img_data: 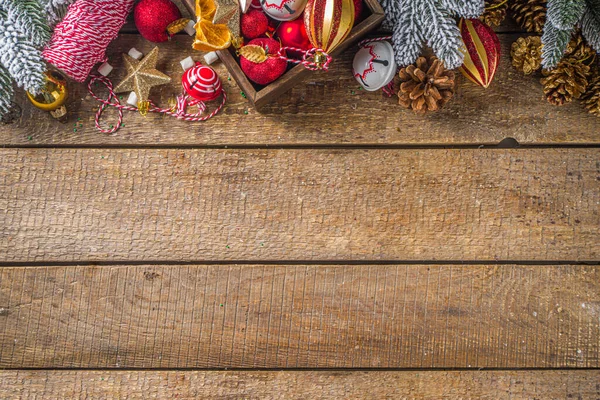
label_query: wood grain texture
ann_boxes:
[1,148,598,262]
[1,35,599,146]
[2,370,600,399]
[0,264,598,368]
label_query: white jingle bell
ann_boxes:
[261,0,307,21]
[352,41,397,92]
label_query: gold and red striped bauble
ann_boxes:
[304,0,354,53]
[458,18,501,88]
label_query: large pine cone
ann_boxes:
[565,33,596,63]
[397,56,455,114]
[511,0,546,33]
[511,36,542,75]
[581,73,600,116]
[480,0,508,27]
[540,60,589,106]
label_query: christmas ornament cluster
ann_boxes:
[368,0,600,115]
[202,0,364,86]
[1,0,600,123]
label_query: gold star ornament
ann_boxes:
[114,47,171,114]
[213,0,240,37]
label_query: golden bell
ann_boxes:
[27,71,68,121]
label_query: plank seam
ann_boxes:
[1,260,599,267]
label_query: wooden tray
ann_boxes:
[183,0,385,110]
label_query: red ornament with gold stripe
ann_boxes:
[458,18,501,88]
[304,0,355,53]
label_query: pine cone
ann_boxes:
[511,0,546,34]
[581,73,600,116]
[540,60,589,106]
[480,0,508,27]
[565,33,596,63]
[398,56,455,114]
[511,36,542,75]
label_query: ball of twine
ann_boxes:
[43,0,135,82]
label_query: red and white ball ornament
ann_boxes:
[352,40,396,91]
[182,62,223,102]
[261,0,307,21]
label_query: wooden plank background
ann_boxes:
[1,148,598,263]
[2,35,600,146]
[1,264,598,368]
[2,370,599,399]
[1,14,599,398]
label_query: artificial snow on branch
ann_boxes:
[0,65,13,117]
[0,1,49,117]
[542,0,600,68]
[383,0,484,69]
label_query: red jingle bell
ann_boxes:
[182,63,223,102]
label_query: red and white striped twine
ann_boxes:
[87,75,226,135]
[43,0,135,82]
[358,36,392,48]
[277,47,333,71]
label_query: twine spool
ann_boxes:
[43,0,135,82]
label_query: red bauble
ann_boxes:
[134,0,182,43]
[241,9,269,39]
[182,63,223,101]
[276,17,312,56]
[240,38,287,85]
[353,0,364,23]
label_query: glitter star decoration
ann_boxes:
[213,0,240,37]
[114,47,171,107]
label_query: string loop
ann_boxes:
[277,47,333,71]
[87,75,226,135]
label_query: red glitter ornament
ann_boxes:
[353,0,363,23]
[458,18,501,88]
[240,38,287,85]
[182,63,223,101]
[134,0,182,43]
[276,17,311,56]
[241,9,269,39]
[304,0,354,53]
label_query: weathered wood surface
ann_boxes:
[2,370,599,399]
[0,264,598,368]
[1,148,598,263]
[2,35,599,146]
